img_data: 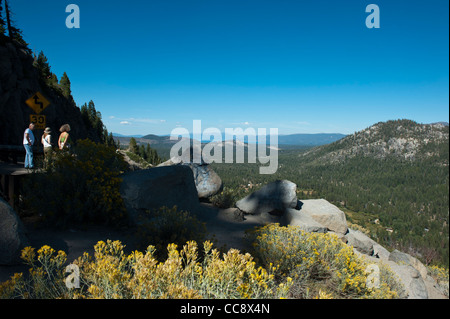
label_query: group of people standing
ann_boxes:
[23,123,71,169]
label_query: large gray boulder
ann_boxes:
[345,228,391,260]
[119,166,200,225]
[345,228,375,256]
[298,199,348,235]
[389,249,428,280]
[236,180,298,215]
[182,163,223,198]
[158,152,223,198]
[0,197,29,265]
[387,262,428,299]
[373,243,391,261]
[285,208,328,233]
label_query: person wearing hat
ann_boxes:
[41,127,53,164]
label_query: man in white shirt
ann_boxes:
[23,122,35,169]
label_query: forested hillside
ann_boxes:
[211,120,449,266]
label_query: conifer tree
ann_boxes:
[3,0,28,47]
[35,51,52,79]
[0,1,6,37]
[60,72,72,97]
[87,100,104,140]
[129,137,138,154]
[4,0,11,38]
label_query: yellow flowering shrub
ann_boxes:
[0,245,69,299]
[22,139,128,227]
[249,224,402,299]
[0,240,292,299]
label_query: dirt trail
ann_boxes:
[0,203,269,283]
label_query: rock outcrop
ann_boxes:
[182,163,223,198]
[285,208,328,233]
[158,153,223,199]
[119,166,200,225]
[0,197,28,265]
[389,249,428,279]
[236,180,297,215]
[297,199,348,235]
[345,228,377,256]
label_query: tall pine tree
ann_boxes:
[4,0,12,38]
[34,51,51,79]
[3,0,28,47]
[0,1,6,37]
[129,137,138,154]
[60,72,72,97]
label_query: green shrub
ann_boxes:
[210,187,236,208]
[22,139,128,228]
[210,187,249,208]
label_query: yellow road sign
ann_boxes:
[30,114,46,130]
[26,92,50,114]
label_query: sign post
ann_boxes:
[30,114,46,129]
[25,92,50,114]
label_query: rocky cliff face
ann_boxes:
[0,39,93,146]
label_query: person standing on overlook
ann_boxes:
[41,127,53,167]
[58,124,71,150]
[23,122,35,169]
[41,127,53,154]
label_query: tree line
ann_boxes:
[127,137,163,166]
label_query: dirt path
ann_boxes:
[0,203,269,283]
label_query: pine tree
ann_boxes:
[139,144,146,159]
[0,1,6,37]
[35,51,52,79]
[3,0,28,47]
[87,100,104,141]
[107,132,116,148]
[4,0,11,38]
[129,137,138,154]
[80,102,90,127]
[80,101,110,144]
[146,144,151,161]
[60,72,72,97]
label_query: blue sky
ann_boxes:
[10,0,449,136]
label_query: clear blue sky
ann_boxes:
[10,0,449,136]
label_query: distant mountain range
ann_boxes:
[277,133,347,145]
[113,132,347,147]
[113,122,448,148]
